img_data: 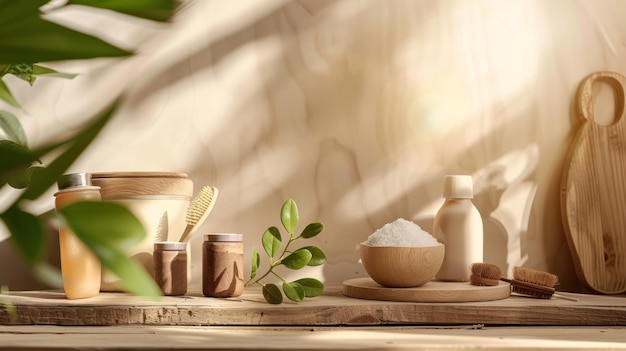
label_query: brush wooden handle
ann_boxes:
[178,224,194,243]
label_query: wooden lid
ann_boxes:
[92,172,193,198]
[92,172,188,179]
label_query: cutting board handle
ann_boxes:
[577,71,626,125]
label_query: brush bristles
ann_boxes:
[186,186,216,225]
[511,267,558,299]
[513,267,558,288]
[470,262,502,286]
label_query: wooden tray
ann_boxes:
[561,71,626,294]
[342,278,511,302]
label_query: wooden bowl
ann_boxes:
[360,243,445,288]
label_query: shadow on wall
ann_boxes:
[119,0,578,288]
[4,0,584,291]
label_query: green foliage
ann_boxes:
[262,284,282,305]
[0,110,27,145]
[59,202,161,299]
[246,199,326,304]
[0,207,45,265]
[0,286,17,324]
[0,0,179,298]
[261,227,281,258]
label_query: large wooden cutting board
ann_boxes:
[561,71,626,294]
[343,278,511,302]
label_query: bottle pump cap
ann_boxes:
[57,172,93,190]
[442,175,474,199]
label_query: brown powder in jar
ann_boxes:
[203,238,244,298]
[153,242,187,296]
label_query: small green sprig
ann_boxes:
[245,198,326,304]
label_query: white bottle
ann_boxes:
[433,175,483,282]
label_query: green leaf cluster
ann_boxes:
[246,199,326,304]
[0,0,179,299]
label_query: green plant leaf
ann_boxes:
[32,65,77,79]
[59,201,145,252]
[0,1,178,63]
[32,261,63,288]
[0,79,20,108]
[250,247,259,280]
[6,63,35,85]
[0,0,47,23]
[99,249,161,299]
[281,248,312,270]
[1,206,45,265]
[0,14,131,64]
[262,283,283,304]
[280,199,299,234]
[20,99,119,201]
[59,201,160,299]
[261,226,281,259]
[66,0,180,22]
[282,281,305,302]
[8,165,43,189]
[0,110,27,145]
[0,139,38,189]
[300,222,324,239]
[0,285,17,324]
[301,246,326,266]
[294,278,324,297]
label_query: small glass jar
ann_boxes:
[202,233,244,297]
[153,241,187,296]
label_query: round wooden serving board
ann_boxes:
[343,278,511,303]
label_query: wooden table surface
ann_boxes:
[1,285,626,350]
[1,325,626,350]
[1,285,625,326]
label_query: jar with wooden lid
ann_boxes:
[153,241,187,296]
[202,233,244,297]
[91,172,193,291]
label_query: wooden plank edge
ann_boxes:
[1,303,625,326]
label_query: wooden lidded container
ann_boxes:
[91,172,193,291]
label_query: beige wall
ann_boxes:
[2,0,624,291]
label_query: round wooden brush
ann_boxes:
[470,262,502,286]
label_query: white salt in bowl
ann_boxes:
[360,243,445,288]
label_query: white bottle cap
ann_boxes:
[442,175,474,199]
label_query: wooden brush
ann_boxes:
[178,186,219,243]
[505,266,558,299]
[470,263,576,301]
[470,262,502,286]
